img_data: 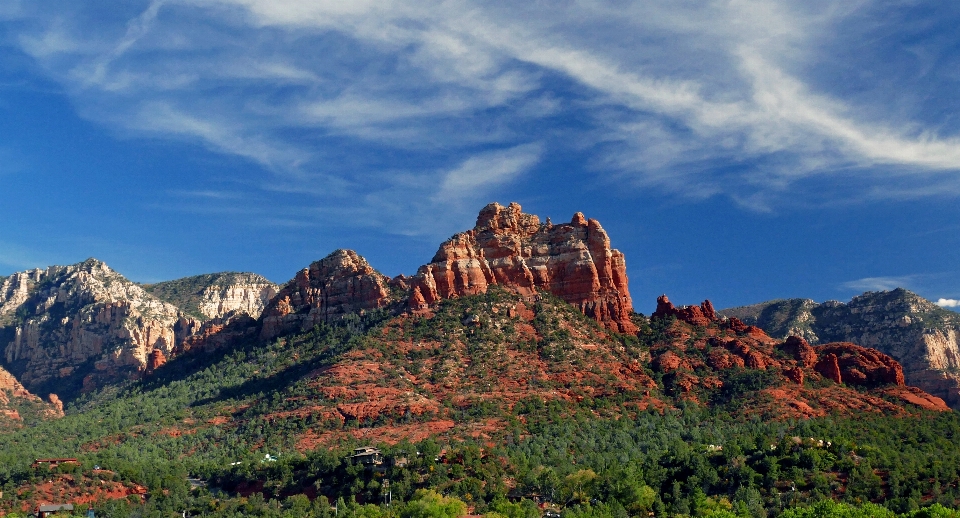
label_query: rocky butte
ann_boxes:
[260,202,638,339]
[260,250,394,339]
[410,202,637,334]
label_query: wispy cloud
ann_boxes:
[5,0,960,233]
[938,298,960,308]
[434,143,542,207]
[840,276,916,292]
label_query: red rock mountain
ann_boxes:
[261,203,638,338]
[260,250,394,339]
[409,202,636,333]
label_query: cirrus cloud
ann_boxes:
[3,0,960,233]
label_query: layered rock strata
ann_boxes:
[409,202,637,333]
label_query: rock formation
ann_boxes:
[653,295,719,327]
[144,272,278,320]
[0,259,199,395]
[0,365,61,422]
[409,202,637,333]
[720,289,960,408]
[651,294,945,414]
[260,250,394,339]
[813,342,906,387]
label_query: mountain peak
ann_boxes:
[413,202,637,333]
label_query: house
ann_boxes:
[36,503,74,517]
[31,459,79,469]
[351,447,384,467]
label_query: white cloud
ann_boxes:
[5,0,960,233]
[937,298,960,308]
[840,276,915,292]
[434,143,541,205]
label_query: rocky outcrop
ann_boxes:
[653,295,718,327]
[0,259,200,395]
[648,295,944,414]
[721,289,960,408]
[146,349,166,371]
[814,342,905,387]
[0,365,34,402]
[144,272,278,320]
[260,250,394,339]
[410,202,637,333]
[0,365,61,422]
[779,336,818,368]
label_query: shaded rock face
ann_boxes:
[0,259,199,395]
[410,202,637,333]
[814,342,905,387]
[260,250,393,339]
[146,349,166,372]
[144,272,278,320]
[721,289,960,408]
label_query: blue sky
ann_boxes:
[2,0,960,313]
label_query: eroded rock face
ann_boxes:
[779,336,818,368]
[144,272,278,320]
[260,250,394,339]
[646,295,943,414]
[814,342,905,387]
[0,259,198,394]
[653,295,718,327]
[721,289,960,408]
[0,365,33,401]
[410,202,637,333]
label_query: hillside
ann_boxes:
[721,289,960,407]
[0,203,957,517]
[143,272,278,320]
[0,286,954,516]
[0,259,197,398]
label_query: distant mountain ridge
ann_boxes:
[720,289,960,408]
[143,272,278,320]
[0,261,279,399]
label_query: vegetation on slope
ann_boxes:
[0,290,959,517]
[143,272,276,319]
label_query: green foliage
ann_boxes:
[2,291,960,517]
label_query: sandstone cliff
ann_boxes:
[261,203,638,339]
[410,202,637,333]
[144,272,278,320]
[721,289,960,408]
[0,259,198,396]
[260,250,396,339]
